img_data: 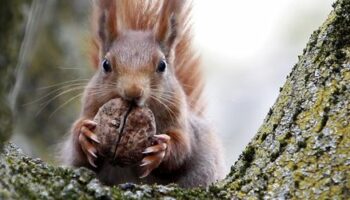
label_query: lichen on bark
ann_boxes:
[0,144,219,199]
[1,0,350,199]
[221,0,350,198]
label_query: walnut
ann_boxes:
[93,98,156,166]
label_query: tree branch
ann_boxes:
[1,0,350,199]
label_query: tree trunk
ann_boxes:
[0,0,32,149]
[1,0,349,199]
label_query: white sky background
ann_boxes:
[191,0,334,170]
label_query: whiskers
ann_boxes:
[26,78,184,121]
[23,79,88,117]
[149,87,181,123]
[24,79,118,118]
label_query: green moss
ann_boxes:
[1,0,350,199]
[222,0,350,198]
[0,144,228,199]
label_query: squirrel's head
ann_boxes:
[91,0,185,107]
[98,30,173,107]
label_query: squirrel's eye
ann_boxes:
[102,59,112,73]
[156,60,167,73]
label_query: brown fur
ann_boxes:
[90,0,203,114]
[61,0,225,188]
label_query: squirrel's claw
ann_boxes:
[79,119,99,168]
[142,143,167,154]
[87,155,98,168]
[140,150,166,178]
[139,134,170,178]
[82,119,97,129]
[153,134,171,143]
[81,126,100,144]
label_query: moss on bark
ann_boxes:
[223,0,350,198]
[0,144,221,199]
[1,0,350,199]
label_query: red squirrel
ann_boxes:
[60,0,225,188]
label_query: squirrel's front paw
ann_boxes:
[139,134,171,178]
[78,119,100,168]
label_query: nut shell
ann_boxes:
[93,98,156,166]
[115,107,156,165]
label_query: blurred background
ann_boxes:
[11,0,334,172]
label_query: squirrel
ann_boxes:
[60,0,225,188]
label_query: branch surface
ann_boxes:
[1,0,350,199]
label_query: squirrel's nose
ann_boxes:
[124,85,143,102]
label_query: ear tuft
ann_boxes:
[155,0,185,57]
[93,0,119,58]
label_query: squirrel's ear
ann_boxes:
[93,0,119,57]
[155,0,185,57]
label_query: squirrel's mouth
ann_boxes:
[121,95,147,108]
[134,99,146,107]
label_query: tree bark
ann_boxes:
[0,0,31,149]
[1,0,349,199]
